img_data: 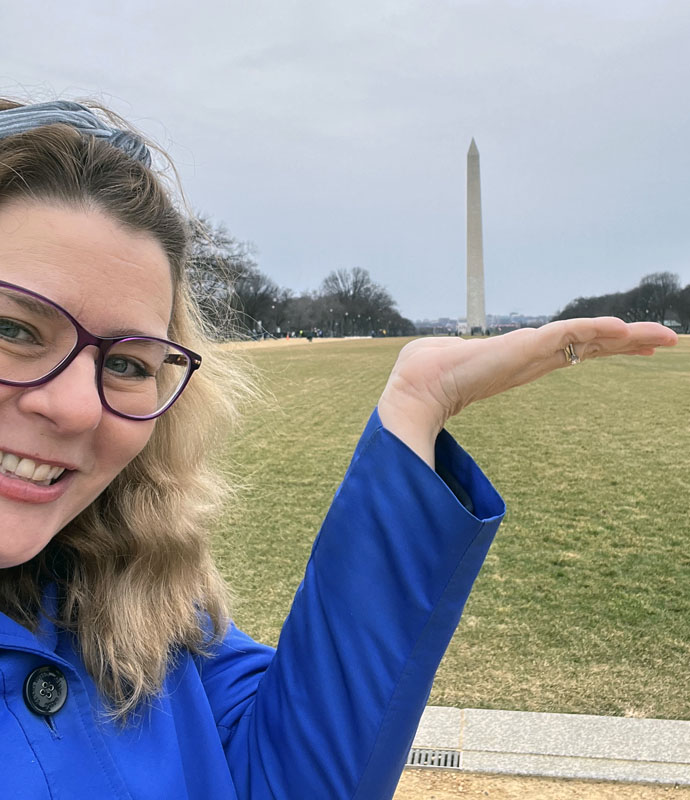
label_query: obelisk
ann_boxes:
[466,138,486,334]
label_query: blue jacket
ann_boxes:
[0,410,505,799]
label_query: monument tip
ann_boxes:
[468,138,479,156]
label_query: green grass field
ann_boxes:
[212,336,690,721]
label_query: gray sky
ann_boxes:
[2,1,689,320]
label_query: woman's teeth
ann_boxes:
[0,451,66,486]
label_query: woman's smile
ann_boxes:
[0,461,75,503]
[0,447,72,483]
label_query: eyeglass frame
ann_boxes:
[0,279,202,421]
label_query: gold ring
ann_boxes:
[563,343,580,366]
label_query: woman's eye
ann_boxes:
[0,318,36,343]
[105,355,152,379]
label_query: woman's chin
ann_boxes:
[0,515,59,568]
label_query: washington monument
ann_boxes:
[466,138,486,333]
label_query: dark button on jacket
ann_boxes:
[23,664,68,716]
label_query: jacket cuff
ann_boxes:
[352,406,505,523]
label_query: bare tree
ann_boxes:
[320,267,400,334]
[188,223,415,339]
[232,271,291,334]
[671,285,690,333]
[639,272,681,323]
[187,215,258,338]
[553,292,626,321]
[553,272,682,326]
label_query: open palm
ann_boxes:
[378,317,678,467]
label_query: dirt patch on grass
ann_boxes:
[394,770,689,799]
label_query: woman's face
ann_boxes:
[0,199,173,568]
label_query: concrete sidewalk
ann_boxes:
[408,707,690,785]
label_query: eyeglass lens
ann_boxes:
[0,284,191,418]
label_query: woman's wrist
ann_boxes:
[377,390,444,470]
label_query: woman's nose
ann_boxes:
[16,349,103,433]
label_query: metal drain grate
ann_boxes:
[405,748,462,770]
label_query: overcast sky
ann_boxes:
[2,1,689,320]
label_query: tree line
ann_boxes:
[553,272,690,331]
[187,216,416,339]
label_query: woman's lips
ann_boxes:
[0,468,75,504]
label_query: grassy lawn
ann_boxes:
[212,335,690,721]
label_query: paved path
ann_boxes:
[408,707,690,785]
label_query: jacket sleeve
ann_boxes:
[199,408,505,800]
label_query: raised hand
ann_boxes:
[377,317,678,468]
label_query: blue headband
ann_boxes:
[0,100,152,167]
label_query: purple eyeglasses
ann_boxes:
[0,280,201,420]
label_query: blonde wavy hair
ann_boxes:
[0,97,250,721]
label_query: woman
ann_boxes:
[0,99,677,800]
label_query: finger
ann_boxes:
[552,338,669,371]
[618,321,678,347]
[540,318,677,360]
[550,317,629,350]
[584,327,677,358]
[521,318,623,364]
[580,335,658,359]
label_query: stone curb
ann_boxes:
[408,707,690,785]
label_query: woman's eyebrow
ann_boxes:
[6,295,164,339]
[7,293,64,321]
[105,327,166,339]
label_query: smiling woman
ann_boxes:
[0,100,244,721]
[0,204,186,561]
[0,98,677,800]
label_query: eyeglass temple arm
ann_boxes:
[163,354,202,368]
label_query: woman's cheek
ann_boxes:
[97,416,157,480]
